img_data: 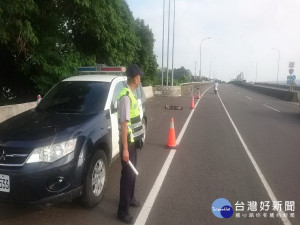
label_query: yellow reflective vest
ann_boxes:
[117,87,144,143]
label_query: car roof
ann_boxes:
[63,75,127,83]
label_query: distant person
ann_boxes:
[214,82,219,94]
[37,95,41,105]
[117,64,145,224]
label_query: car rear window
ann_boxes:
[36,81,110,114]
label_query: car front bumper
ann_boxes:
[0,157,84,204]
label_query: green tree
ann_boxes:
[0,0,39,103]
[0,0,159,104]
[28,0,95,93]
[157,67,192,86]
[134,18,158,86]
[72,0,139,66]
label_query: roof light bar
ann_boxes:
[77,64,126,72]
[77,66,95,72]
[100,66,126,72]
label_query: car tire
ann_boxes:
[80,150,108,208]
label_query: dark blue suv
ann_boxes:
[0,72,147,207]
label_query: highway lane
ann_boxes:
[142,84,299,225]
[142,85,295,225]
[219,84,300,223]
[0,84,299,225]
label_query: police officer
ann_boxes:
[117,64,144,224]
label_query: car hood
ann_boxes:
[0,109,103,142]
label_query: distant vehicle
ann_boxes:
[0,65,147,207]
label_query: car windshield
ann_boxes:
[133,83,146,104]
[36,81,110,114]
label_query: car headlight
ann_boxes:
[26,138,77,163]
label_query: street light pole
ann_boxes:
[166,0,171,86]
[161,0,165,86]
[199,37,211,80]
[255,62,258,83]
[209,57,215,80]
[272,48,280,85]
[171,0,176,86]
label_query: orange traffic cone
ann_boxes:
[190,96,195,109]
[196,91,200,99]
[167,117,177,148]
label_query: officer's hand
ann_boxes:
[123,148,129,162]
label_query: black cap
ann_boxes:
[126,64,145,77]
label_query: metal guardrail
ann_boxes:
[232,82,299,102]
[254,82,300,92]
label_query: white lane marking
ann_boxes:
[176,87,210,144]
[134,149,175,225]
[290,102,299,106]
[134,86,211,225]
[246,96,253,101]
[217,92,292,225]
[263,104,281,112]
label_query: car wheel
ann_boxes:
[80,150,108,208]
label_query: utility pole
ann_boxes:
[161,0,166,86]
[194,61,197,81]
[272,48,280,85]
[209,57,215,80]
[199,37,211,80]
[171,0,176,86]
[255,62,258,83]
[166,0,171,86]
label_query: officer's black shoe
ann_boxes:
[129,200,141,208]
[117,211,135,224]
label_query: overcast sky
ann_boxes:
[126,0,300,83]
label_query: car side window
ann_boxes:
[112,81,126,105]
[133,84,146,103]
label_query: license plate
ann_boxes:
[0,174,10,192]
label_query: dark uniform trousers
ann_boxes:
[118,142,137,214]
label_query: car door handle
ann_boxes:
[106,111,110,119]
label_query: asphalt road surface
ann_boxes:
[0,84,299,225]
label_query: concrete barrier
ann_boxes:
[143,86,154,99]
[0,102,36,123]
[153,86,181,96]
[233,82,299,102]
[180,82,212,96]
[153,82,212,97]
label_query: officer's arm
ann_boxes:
[119,95,130,162]
[121,121,129,162]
